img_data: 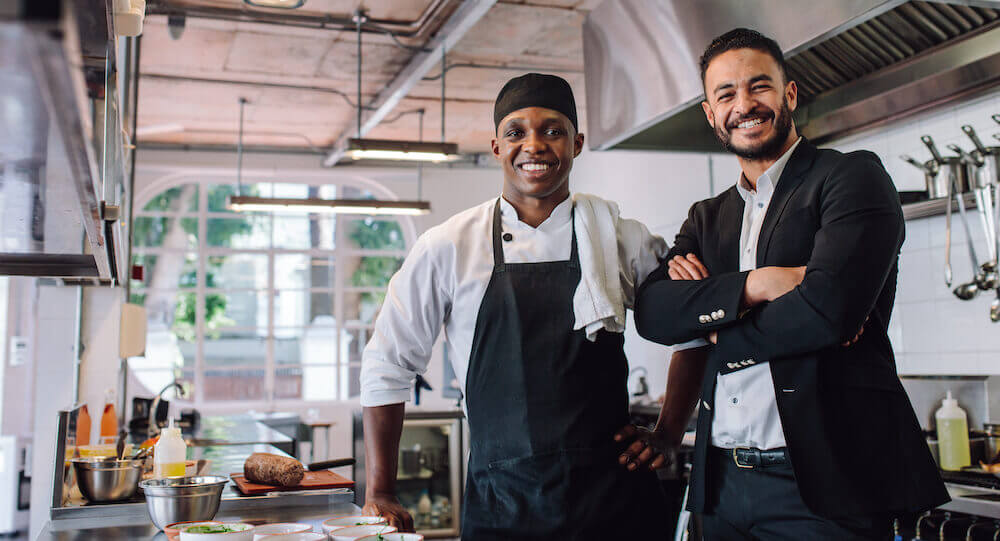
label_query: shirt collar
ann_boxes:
[736,136,803,202]
[499,194,573,231]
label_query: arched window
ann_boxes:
[127,177,414,407]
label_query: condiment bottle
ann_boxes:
[936,390,971,471]
[153,419,187,478]
[99,389,118,445]
[76,404,91,447]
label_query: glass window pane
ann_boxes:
[133,217,197,249]
[206,216,271,249]
[142,185,198,212]
[208,254,268,289]
[203,369,266,401]
[343,290,383,324]
[344,217,405,251]
[128,369,195,404]
[274,365,306,400]
[271,183,310,198]
[206,183,272,212]
[274,254,335,289]
[132,252,198,289]
[349,256,403,288]
[207,291,268,329]
[272,215,336,250]
[342,328,371,399]
[273,290,335,328]
[203,328,267,367]
[128,289,201,344]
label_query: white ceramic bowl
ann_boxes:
[329,525,397,541]
[256,534,325,541]
[356,534,424,541]
[165,521,222,541]
[179,522,255,541]
[321,516,388,534]
[252,523,311,540]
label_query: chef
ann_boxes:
[359,73,687,540]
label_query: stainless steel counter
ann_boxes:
[941,483,1000,519]
[38,497,361,540]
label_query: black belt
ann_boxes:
[712,446,788,469]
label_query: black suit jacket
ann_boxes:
[635,140,948,518]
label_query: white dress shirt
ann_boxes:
[710,137,802,450]
[360,195,677,409]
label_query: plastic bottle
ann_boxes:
[936,390,971,471]
[77,404,91,447]
[153,419,187,478]
[99,389,118,445]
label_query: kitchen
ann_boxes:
[3,0,1000,539]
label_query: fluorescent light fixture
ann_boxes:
[228,196,431,216]
[345,138,459,163]
[243,0,306,8]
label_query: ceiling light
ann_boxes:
[243,0,306,8]
[228,196,431,216]
[345,138,459,163]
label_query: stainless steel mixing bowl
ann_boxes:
[71,457,143,502]
[138,476,229,530]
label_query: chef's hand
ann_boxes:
[667,254,709,280]
[363,492,414,532]
[614,424,676,472]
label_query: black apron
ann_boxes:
[461,199,667,541]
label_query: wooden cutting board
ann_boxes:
[230,470,355,495]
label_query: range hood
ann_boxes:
[583,0,1000,152]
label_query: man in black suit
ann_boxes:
[619,28,948,539]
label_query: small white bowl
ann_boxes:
[356,534,424,541]
[252,523,312,540]
[256,534,325,541]
[329,525,397,541]
[179,522,255,541]
[321,516,387,534]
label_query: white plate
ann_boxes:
[328,525,397,541]
[252,523,311,540]
[321,516,387,534]
[179,523,255,541]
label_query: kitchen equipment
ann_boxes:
[306,457,355,471]
[71,457,142,502]
[400,448,422,476]
[985,423,1000,463]
[229,470,354,495]
[138,476,229,530]
[902,154,945,199]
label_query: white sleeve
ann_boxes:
[617,216,668,310]
[619,217,708,351]
[359,232,453,407]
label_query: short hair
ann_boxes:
[699,28,788,87]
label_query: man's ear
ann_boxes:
[785,80,798,112]
[573,132,584,158]
[701,100,715,129]
[491,138,501,160]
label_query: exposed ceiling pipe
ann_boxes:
[323,0,498,167]
[145,0,453,37]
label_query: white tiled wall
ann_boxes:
[830,86,1000,376]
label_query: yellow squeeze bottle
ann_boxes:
[935,390,971,471]
[153,419,187,478]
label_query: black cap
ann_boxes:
[493,73,578,132]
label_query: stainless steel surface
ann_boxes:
[941,483,1000,519]
[583,0,1000,152]
[71,458,142,503]
[38,498,361,540]
[985,423,1000,462]
[0,0,124,279]
[322,0,497,166]
[138,476,228,530]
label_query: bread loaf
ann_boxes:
[243,452,305,487]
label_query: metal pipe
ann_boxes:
[441,48,446,143]
[121,34,142,429]
[355,10,365,138]
[72,285,83,405]
[237,97,247,196]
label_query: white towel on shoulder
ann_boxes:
[572,193,626,341]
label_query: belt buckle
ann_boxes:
[732,448,754,469]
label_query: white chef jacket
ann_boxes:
[710,137,802,450]
[360,195,693,409]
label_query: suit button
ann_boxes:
[699,315,710,323]
[717,309,726,319]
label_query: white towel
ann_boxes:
[572,193,626,341]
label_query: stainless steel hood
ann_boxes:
[583,0,1000,152]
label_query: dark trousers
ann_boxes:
[701,447,893,541]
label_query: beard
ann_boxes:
[713,99,793,161]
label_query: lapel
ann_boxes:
[717,188,743,273]
[756,139,819,267]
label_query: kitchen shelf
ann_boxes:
[0,0,127,283]
[903,193,978,221]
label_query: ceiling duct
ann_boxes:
[583,0,1000,152]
